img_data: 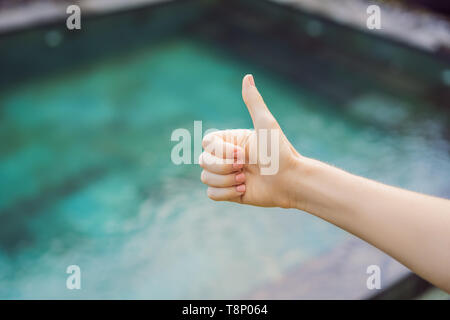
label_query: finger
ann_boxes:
[207,185,246,201]
[199,152,243,174]
[202,133,244,160]
[242,74,280,130]
[201,170,245,188]
[212,129,253,145]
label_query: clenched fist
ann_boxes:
[199,75,302,208]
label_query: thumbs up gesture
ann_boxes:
[199,76,450,294]
[199,75,302,208]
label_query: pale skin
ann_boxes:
[199,74,450,293]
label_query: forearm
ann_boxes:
[289,157,450,293]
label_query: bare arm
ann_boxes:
[289,157,450,293]
[199,74,450,293]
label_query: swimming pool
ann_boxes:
[0,0,449,299]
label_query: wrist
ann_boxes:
[285,155,320,211]
[286,156,358,221]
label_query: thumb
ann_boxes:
[242,74,279,130]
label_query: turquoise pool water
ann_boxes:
[0,35,449,298]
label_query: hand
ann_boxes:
[199,74,302,208]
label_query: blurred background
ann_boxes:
[0,0,449,299]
